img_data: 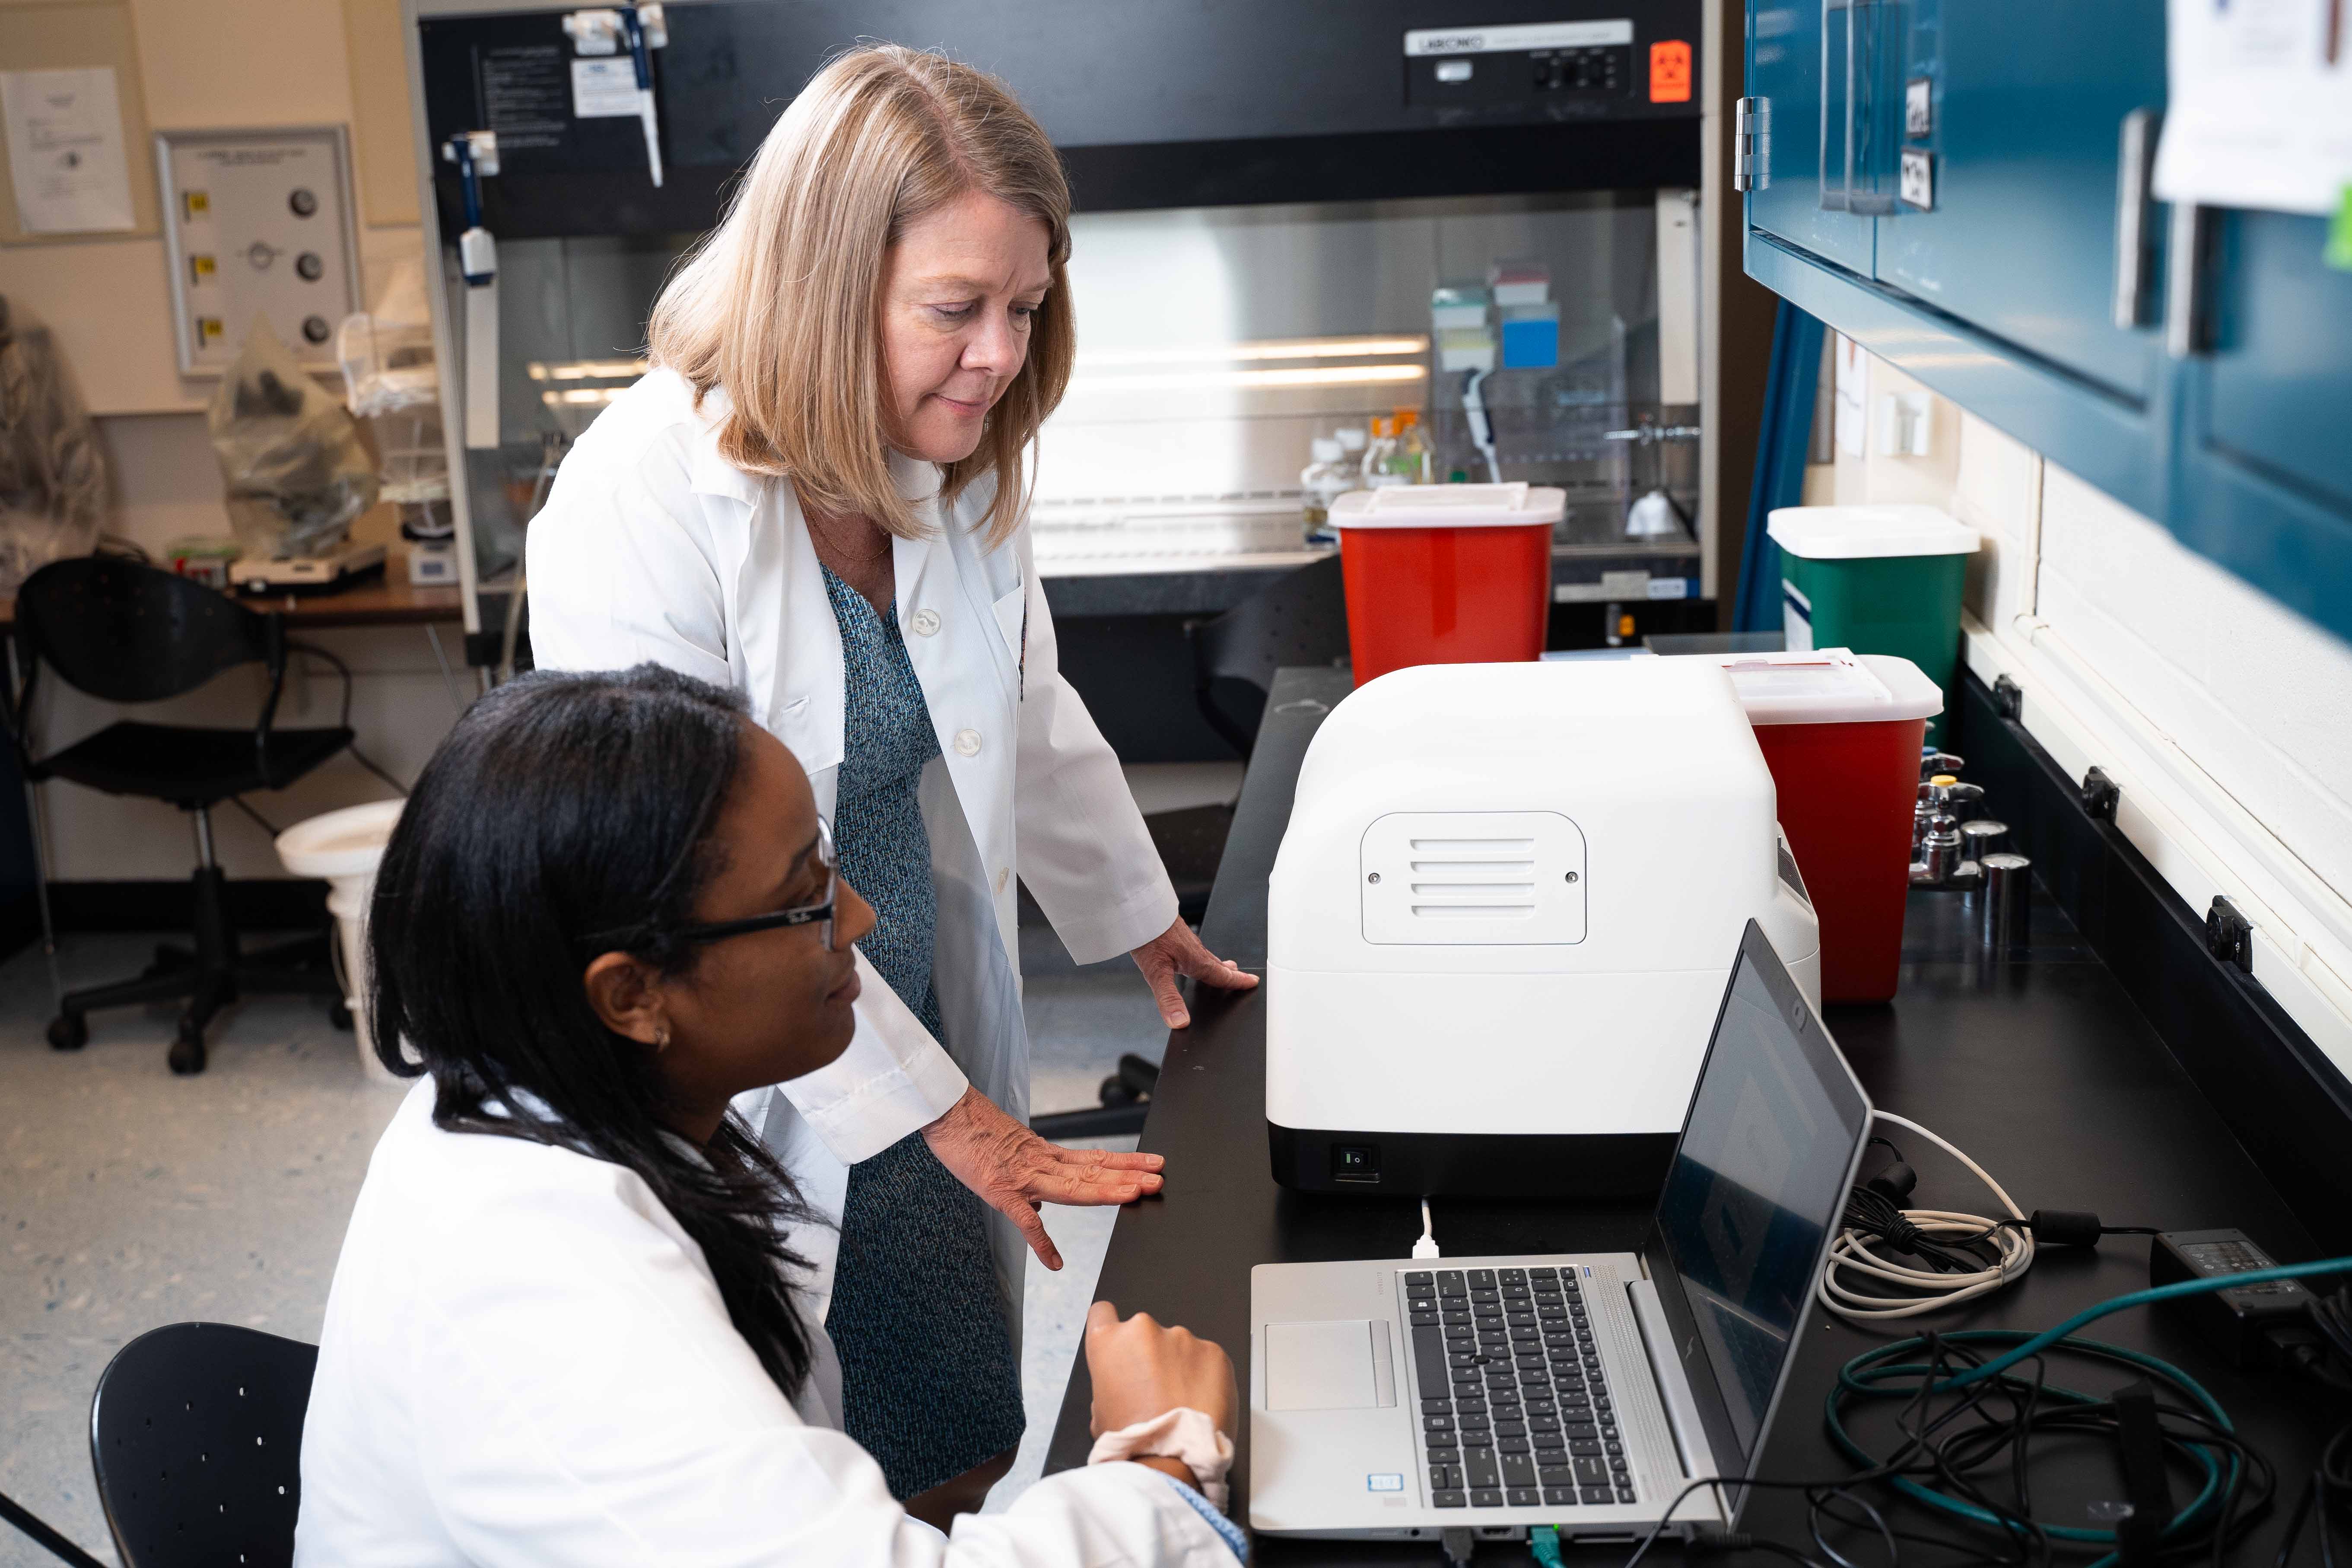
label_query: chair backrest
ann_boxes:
[89,1323,318,1568]
[15,558,272,705]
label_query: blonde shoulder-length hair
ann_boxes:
[646,45,1073,547]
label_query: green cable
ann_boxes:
[1935,1256,2352,1389]
[1827,1332,2233,1568]
[1817,1256,2352,1568]
[1528,1523,1564,1568]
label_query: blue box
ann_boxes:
[1500,309,1559,369]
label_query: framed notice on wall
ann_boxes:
[155,125,362,376]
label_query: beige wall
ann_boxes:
[0,0,445,881]
[1803,336,2352,1074]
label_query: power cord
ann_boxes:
[1821,1113,2034,1322]
[2272,1279,2352,1566]
[1821,1112,2158,1323]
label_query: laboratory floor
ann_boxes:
[0,921,1171,1565]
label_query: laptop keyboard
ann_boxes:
[1406,1266,1638,1510]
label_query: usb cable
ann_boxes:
[1413,1198,1442,1260]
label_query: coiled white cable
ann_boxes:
[1818,1110,2035,1323]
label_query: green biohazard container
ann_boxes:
[1766,506,1980,745]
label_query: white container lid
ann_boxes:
[1329,481,1565,530]
[275,798,405,880]
[1710,647,1943,725]
[1766,503,1980,559]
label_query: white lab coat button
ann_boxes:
[910,608,941,637]
[953,727,983,757]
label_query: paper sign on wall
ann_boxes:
[0,67,135,233]
[2153,0,2352,216]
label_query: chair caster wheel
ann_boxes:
[328,1001,353,1030]
[47,1013,89,1051]
[168,1021,207,1076]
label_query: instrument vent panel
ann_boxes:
[1359,811,1587,945]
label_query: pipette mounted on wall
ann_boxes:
[441,130,502,451]
[563,5,668,188]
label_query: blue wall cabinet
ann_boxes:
[2171,209,2352,636]
[1747,0,1876,273]
[1742,0,2352,646]
[1871,3,2166,407]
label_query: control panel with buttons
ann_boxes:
[1403,17,1689,121]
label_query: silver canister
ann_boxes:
[1959,819,2009,863]
[1979,852,2033,953]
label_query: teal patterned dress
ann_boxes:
[818,566,1026,1500]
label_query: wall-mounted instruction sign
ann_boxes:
[155,124,361,376]
[0,66,135,233]
[2154,0,2352,215]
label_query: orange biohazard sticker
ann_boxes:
[1649,40,1692,102]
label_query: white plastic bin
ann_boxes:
[275,800,406,1082]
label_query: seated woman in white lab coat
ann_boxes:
[293,664,1241,1568]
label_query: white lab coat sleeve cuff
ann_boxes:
[942,1460,1240,1568]
[772,949,969,1166]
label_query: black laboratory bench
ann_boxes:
[1043,664,2352,1563]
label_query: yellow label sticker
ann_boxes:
[189,254,216,283]
[182,190,210,220]
[195,317,224,348]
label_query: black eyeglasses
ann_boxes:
[581,817,838,954]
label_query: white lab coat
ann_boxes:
[293,1082,1233,1568]
[526,370,1178,1329]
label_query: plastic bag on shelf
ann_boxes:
[337,259,450,538]
[0,295,109,598]
[207,316,378,560]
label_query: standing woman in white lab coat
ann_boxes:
[526,45,1257,1520]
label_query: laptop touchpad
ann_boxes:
[1265,1320,1392,1411]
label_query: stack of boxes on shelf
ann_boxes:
[1430,261,1563,373]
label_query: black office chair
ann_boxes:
[6,558,355,1074]
[88,1323,318,1568]
[1188,553,1350,760]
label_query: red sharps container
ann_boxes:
[1331,483,1564,684]
[1713,649,1944,1003]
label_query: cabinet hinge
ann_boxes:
[1733,97,1771,192]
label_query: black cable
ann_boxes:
[1829,1330,2279,1568]
[229,795,283,838]
[348,744,409,796]
[2272,1414,2352,1567]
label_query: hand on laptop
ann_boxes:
[1085,1300,1237,1489]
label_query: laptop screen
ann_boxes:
[1651,927,1869,1473]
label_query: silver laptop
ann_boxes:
[1248,920,1871,1543]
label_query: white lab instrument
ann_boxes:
[1264,657,1821,1198]
[229,539,386,592]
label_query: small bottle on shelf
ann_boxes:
[1300,436,1349,543]
[1363,416,1398,487]
[1391,408,1431,485]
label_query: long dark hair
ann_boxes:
[368,662,820,1395]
